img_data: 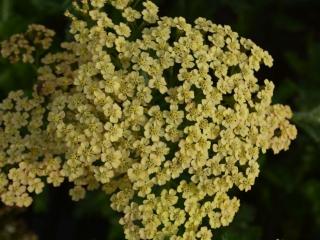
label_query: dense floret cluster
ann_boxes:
[0,0,296,239]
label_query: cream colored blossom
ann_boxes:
[0,0,297,239]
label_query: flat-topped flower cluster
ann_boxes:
[0,0,296,239]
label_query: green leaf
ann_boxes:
[293,106,320,142]
[32,187,49,214]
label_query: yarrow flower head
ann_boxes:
[0,0,297,239]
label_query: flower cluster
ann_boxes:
[0,0,297,239]
[0,24,55,64]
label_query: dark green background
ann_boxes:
[0,0,320,239]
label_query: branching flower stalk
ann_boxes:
[0,0,297,239]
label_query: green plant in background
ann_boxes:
[0,1,319,239]
[0,206,38,240]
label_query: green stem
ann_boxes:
[130,0,143,9]
[1,0,10,22]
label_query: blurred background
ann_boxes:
[0,0,320,239]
